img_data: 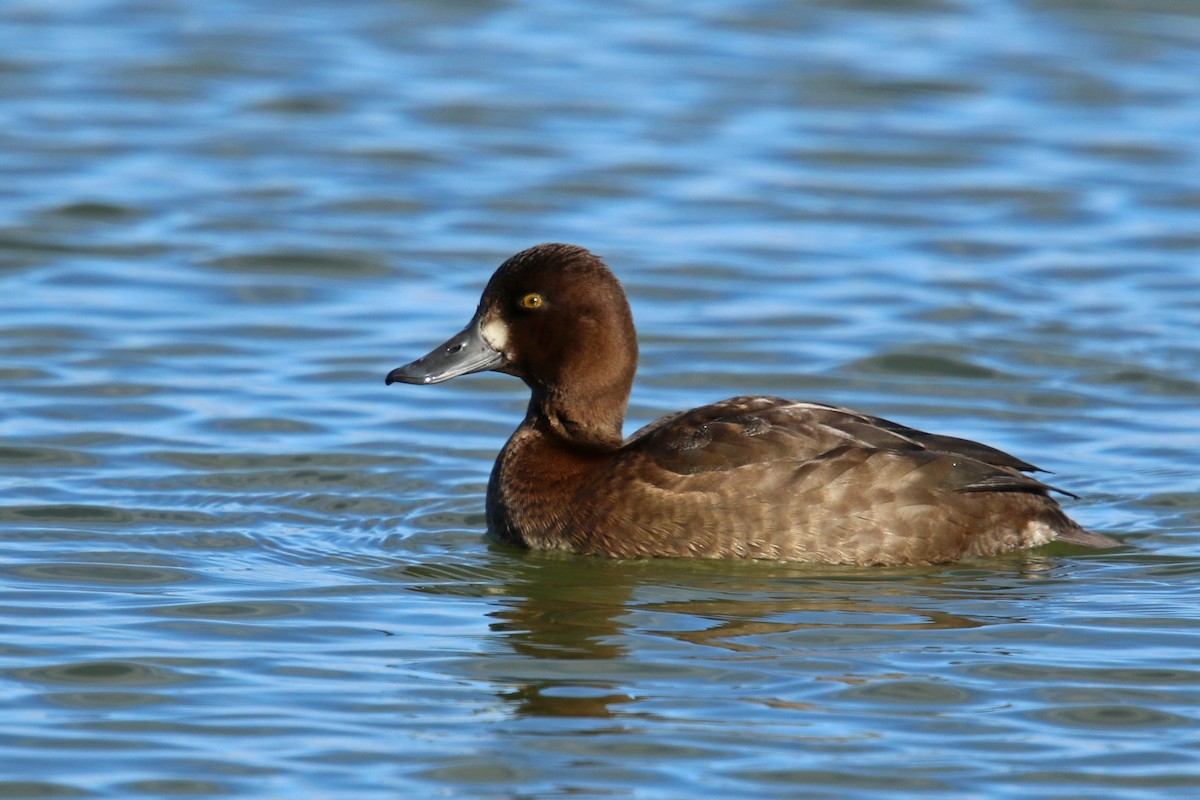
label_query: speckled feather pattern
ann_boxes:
[489,396,1094,565]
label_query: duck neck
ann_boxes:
[529,326,636,450]
[535,384,627,451]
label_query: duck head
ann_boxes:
[387,243,638,447]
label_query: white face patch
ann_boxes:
[480,315,510,352]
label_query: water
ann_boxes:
[2,0,1199,796]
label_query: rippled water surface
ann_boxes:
[3,0,1200,797]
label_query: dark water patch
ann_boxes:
[965,663,1200,687]
[846,352,1006,379]
[284,492,410,518]
[1037,683,1200,709]
[300,367,377,384]
[81,718,296,739]
[118,779,232,797]
[44,691,172,710]
[371,559,520,597]
[0,732,148,754]
[202,251,391,277]
[131,531,265,552]
[1101,555,1200,582]
[0,505,135,525]
[1029,703,1195,730]
[9,660,194,689]
[919,237,1029,260]
[1140,492,1200,510]
[43,200,146,221]
[150,450,406,471]
[1148,188,1200,211]
[252,93,346,115]
[345,145,449,167]
[318,197,431,220]
[226,283,315,305]
[32,432,151,452]
[0,324,93,349]
[149,601,308,621]
[799,145,982,170]
[26,402,181,423]
[0,783,89,799]
[104,341,246,359]
[198,324,346,342]
[1010,771,1200,790]
[403,502,486,530]
[203,417,327,435]
[1079,141,1188,166]
[910,304,1015,325]
[379,528,484,558]
[168,467,361,492]
[409,760,535,788]
[726,768,953,793]
[832,679,977,707]
[1092,368,1200,396]
[0,366,57,382]
[0,504,223,529]
[47,382,166,400]
[7,562,193,587]
[0,231,160,259]
[0,446,96,468]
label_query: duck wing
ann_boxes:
[560,396,1106,563]
[630,395,1064,493]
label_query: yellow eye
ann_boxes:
[520,292,544,309]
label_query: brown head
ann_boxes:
[387,243,638,448]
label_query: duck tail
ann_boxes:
[1056,525,1122,549]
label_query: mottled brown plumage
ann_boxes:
[387,243,1120,565]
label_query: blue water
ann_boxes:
[2,0,1199,797]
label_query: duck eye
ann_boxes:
[520,292,544,310]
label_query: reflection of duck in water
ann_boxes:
[445,553,1020,719]
[388,243,1120,566]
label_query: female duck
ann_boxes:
[387,243,1118,565]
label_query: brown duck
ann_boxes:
[387,243,1120,565]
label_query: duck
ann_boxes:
[386,243,1120,565]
